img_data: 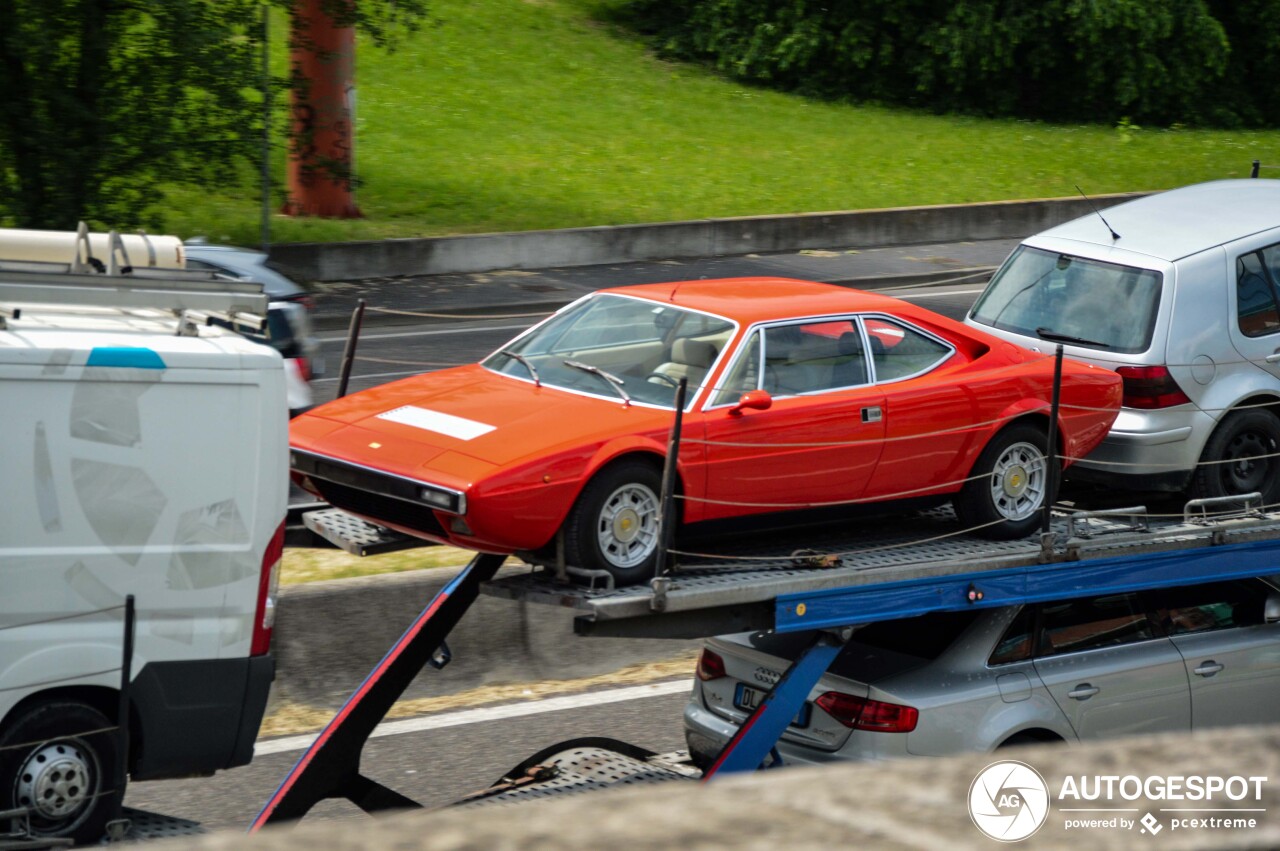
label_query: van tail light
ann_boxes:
[1117,365,1191,410]
[696,648,727,681]
[814,691,918,733]
[251,520,286,656]
[294,356,312,383]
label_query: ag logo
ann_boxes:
[969,760,1050,842]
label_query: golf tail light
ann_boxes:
[1117,365,1191,410]
[815,691,918,733]
[697,648,727,681]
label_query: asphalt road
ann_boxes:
[308,283,987,406]
[123,686,692,833]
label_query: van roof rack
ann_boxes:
[0,226,267,333]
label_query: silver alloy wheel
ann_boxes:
[988,440,1047,521]
[595,481,661,569]
[15,739,97,826]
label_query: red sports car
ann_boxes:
[290,278,1121,584]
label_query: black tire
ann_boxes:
[955,423,1053,540]
[564,460,665,586]
[0,700,123,844]
[1189,409,1280,505]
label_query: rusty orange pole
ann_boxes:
[282,0,362,218]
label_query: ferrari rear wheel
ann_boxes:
[956,423,1052,540]
[564,460,664,585]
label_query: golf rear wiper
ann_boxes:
[563,359,631,405]
[498,349,540,386]
[1035,326,1107,348]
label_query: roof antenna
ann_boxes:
[1075,184,1120,241]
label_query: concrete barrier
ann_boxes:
[272,565,698,709]
[166,724,1280,849]
[269,193,1145,282]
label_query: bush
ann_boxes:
[625,0,1273,127]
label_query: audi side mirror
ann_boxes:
[730,389,773,415]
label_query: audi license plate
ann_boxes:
[734,684,811,728]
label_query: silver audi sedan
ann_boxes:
[684,576,1280,768]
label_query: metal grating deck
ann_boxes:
[105,808,206,843]
[454,747,698,809]
[301,501,1280,636]
[482,505,1280,632]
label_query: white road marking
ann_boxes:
[900,287,984,300]
[313,369,426,383]
[253,679,694,756]
[320,323,528,343]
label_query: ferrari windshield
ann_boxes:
[482,294,735,408]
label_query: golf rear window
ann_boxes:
[970,245,1162,354]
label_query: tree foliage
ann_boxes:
[625,0,1276,127]
[0,0,427,230]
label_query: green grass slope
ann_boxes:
[167,0,1279,245]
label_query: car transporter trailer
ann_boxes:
[249,479,1280,828]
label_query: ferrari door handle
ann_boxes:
[1193,661,1224,677]
[1266,350,1280,363]
[1067,684,1100,700]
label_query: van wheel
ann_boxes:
[0,700,122,844]
[1190,409,1280,505]
[955,424,1052,539]
[564,460,664,586]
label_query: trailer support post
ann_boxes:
[250,553,506,830]
[654,377,687,579]
[701,633,844,779]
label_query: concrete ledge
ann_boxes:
[269,193,1145,281]
[272,565,697,709]
[170,724,1280,849]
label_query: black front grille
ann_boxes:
[313,479,446,539]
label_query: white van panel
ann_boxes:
[1,359,285,670]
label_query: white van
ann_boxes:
[0,261,287,843]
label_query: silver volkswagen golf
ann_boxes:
[683,577,1280,768]
[965,179,1280,502]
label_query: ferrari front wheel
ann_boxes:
[956,423,1052,540]
[564,460,664,585]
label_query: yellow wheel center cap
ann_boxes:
[1003,465,1028,498]
[613,509,641,542]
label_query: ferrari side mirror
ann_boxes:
[730,389,773,415]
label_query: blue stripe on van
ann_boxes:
[86,347,167,369]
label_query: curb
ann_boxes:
[272,565,698,709]
[271,194,1141,283]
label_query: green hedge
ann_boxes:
[624,0,1280,127]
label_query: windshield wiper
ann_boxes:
[563,359,631,405]
[498,349,540,386]
[1035,326,1107,348]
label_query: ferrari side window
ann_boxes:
[711,331,761,406]
[865,317,953,382]
[762,320,865,397]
